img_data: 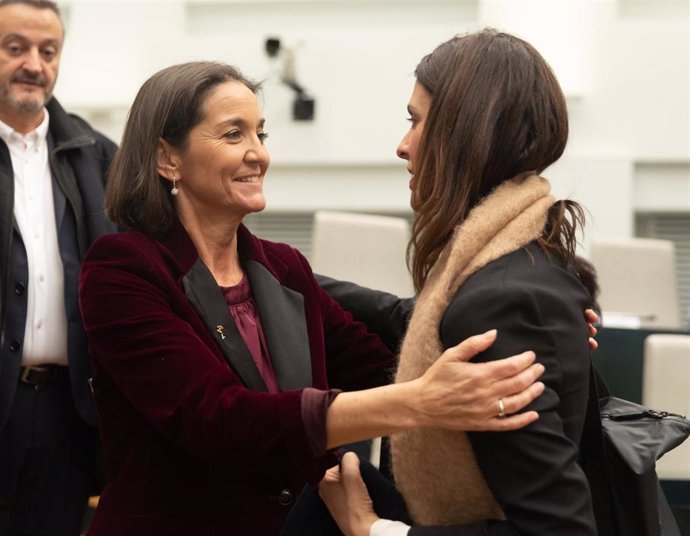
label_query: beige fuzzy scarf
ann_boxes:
[391,173,554,526]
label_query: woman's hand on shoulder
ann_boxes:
[410,329,545,431]
[585,309,599,350]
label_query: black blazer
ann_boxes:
[320,242,597,535]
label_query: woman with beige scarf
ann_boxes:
[316,29,597,536]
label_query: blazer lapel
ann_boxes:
[48,133,88,257]
[183,258,267,392]
[0,145,13,320]
[246,260,312,391]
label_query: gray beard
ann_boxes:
[14,98,45,115]
[0,86,50,117]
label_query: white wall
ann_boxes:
[54,0,690,252]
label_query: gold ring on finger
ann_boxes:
[497,398,506,418]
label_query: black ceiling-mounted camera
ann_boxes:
[264,36,315,121]
[265,37,281,58]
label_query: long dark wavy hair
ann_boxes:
[408,29,584,292]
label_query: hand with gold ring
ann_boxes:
[325,329,545,448]
[399,329,545,433]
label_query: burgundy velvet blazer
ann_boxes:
[79,221,395,535]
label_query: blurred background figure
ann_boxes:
[0,1,117,534]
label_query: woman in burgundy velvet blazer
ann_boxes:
[78,62,547,535]
[80,220,397,535]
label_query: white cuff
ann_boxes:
[370,518,411,536]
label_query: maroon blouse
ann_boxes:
[220,277,280,393]
[220,276,338,455]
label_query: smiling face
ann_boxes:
[396,81,432,206]
[168,80,270,223]
[0,3,62,132]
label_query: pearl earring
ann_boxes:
[170,177,179,196]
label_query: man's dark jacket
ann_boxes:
[0,97,117,430]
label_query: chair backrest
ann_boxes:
[590,238,681,329]
[643,334,690,479]
[311,211,414,297]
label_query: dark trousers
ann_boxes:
[0,368,96,536]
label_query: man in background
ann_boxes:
[0,1,117,533]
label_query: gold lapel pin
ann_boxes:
[216,325,226,340]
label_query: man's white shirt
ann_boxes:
[0,109,68,366]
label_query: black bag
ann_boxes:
[580,366,690,536]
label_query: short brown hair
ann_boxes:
[105,62,259,237]
[408,29,582,291]
[0,0,61,16]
